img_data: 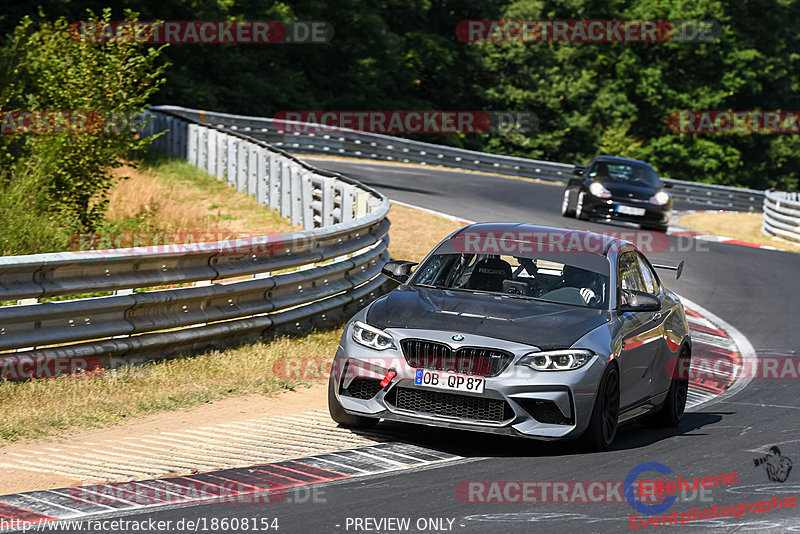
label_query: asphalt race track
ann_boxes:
[11,161,800,533]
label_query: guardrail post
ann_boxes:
[280,160,291,218]
[206,128,217,176]
[256,147,268,205]
[355,192,368,218]
[291,164,303,227]
[226,137,237,187]
[237,140,248,193]
[197,126,208,171]
[248,144,259,197]
[301,171,314,230]
[187,123,199,166]
[268,153,280,210]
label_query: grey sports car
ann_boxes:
[328,223,691,450]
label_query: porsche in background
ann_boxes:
[328,223,691,451]
[562,156,673,232]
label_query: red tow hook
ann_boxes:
[380,368,397,389]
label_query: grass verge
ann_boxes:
[0,203,466,445]
[678,212,800,253]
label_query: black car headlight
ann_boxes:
[352,321,395,350]
[589,182,612,199]
[650,191,670,205]
[518,350,594,371]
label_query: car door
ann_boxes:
[635,253,675,397]
[616,252,667,408]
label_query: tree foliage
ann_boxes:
[1,0,798,193]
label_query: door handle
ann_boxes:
[652,312,662,322]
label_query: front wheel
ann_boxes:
[575,191,588,220]
[580,365,620,451]
[561,189,576,217]
[328,374,379,429]
[643,352,689,427]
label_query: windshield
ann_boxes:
[588,161,661,188]
[411,251,610,309]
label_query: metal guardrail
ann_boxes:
[153,105,766,212]
[762,190,800,244]
[0,110,392,378]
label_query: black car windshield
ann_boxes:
[411,250,611,309]
[588,161,661,188]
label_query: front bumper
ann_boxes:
[582,195,671,228]
[331,326,608,440]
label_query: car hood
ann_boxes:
[365,285,610,349]
[601,181,658,200]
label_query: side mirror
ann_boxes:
[618,289,661,312]
[572,165,586,176]
[381,260,418,284]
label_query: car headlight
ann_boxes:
[589,182,612,199]
[352,321,395,350]
[650,191,670,205]
[518,350,594,371]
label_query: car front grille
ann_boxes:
[388,387,513,423]
[342,378,383,400]
[400,339,514,377]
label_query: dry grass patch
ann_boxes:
[0,330,340,445]
[679,212,800,253]
[386,203,467,262]
[98,157,297,244]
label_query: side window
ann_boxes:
[618,252,645,293]
[635,253,659,295]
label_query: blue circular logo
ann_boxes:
[452,334,464,341]
[624,461,677,515]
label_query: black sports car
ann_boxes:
[561,156,672,232]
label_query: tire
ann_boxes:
[581,365,620,451]
[328,374,379,429]
[575,191,588,220]
[561,189,576,217]
[642,352,689,427]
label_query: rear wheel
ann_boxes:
[642,350,689,427]
[561,189,576,217]
[328,374,379,429]
[581,365,620,451]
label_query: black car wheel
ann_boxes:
[561,189,576,217]
[575,191,588,220]
[328,374,379,429]
[642,350,689,427]
[581,365,620,451]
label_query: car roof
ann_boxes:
[590,155,655,168]
[449,223,631,256]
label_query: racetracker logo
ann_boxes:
[456,20,720,43]
[0,111,148,135]
[0,356,104,380]
[272,111,537,135]
[451,230,671,255]
[66,231,319,256]
[68,481,285,506]
[68,21,333,44]
[668,355,800,380]
[667,111,800,134]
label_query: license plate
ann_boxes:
[414,369,485,393]
[616,205,646,216]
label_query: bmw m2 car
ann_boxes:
[562,156,673,232]
[328,223,691,451]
